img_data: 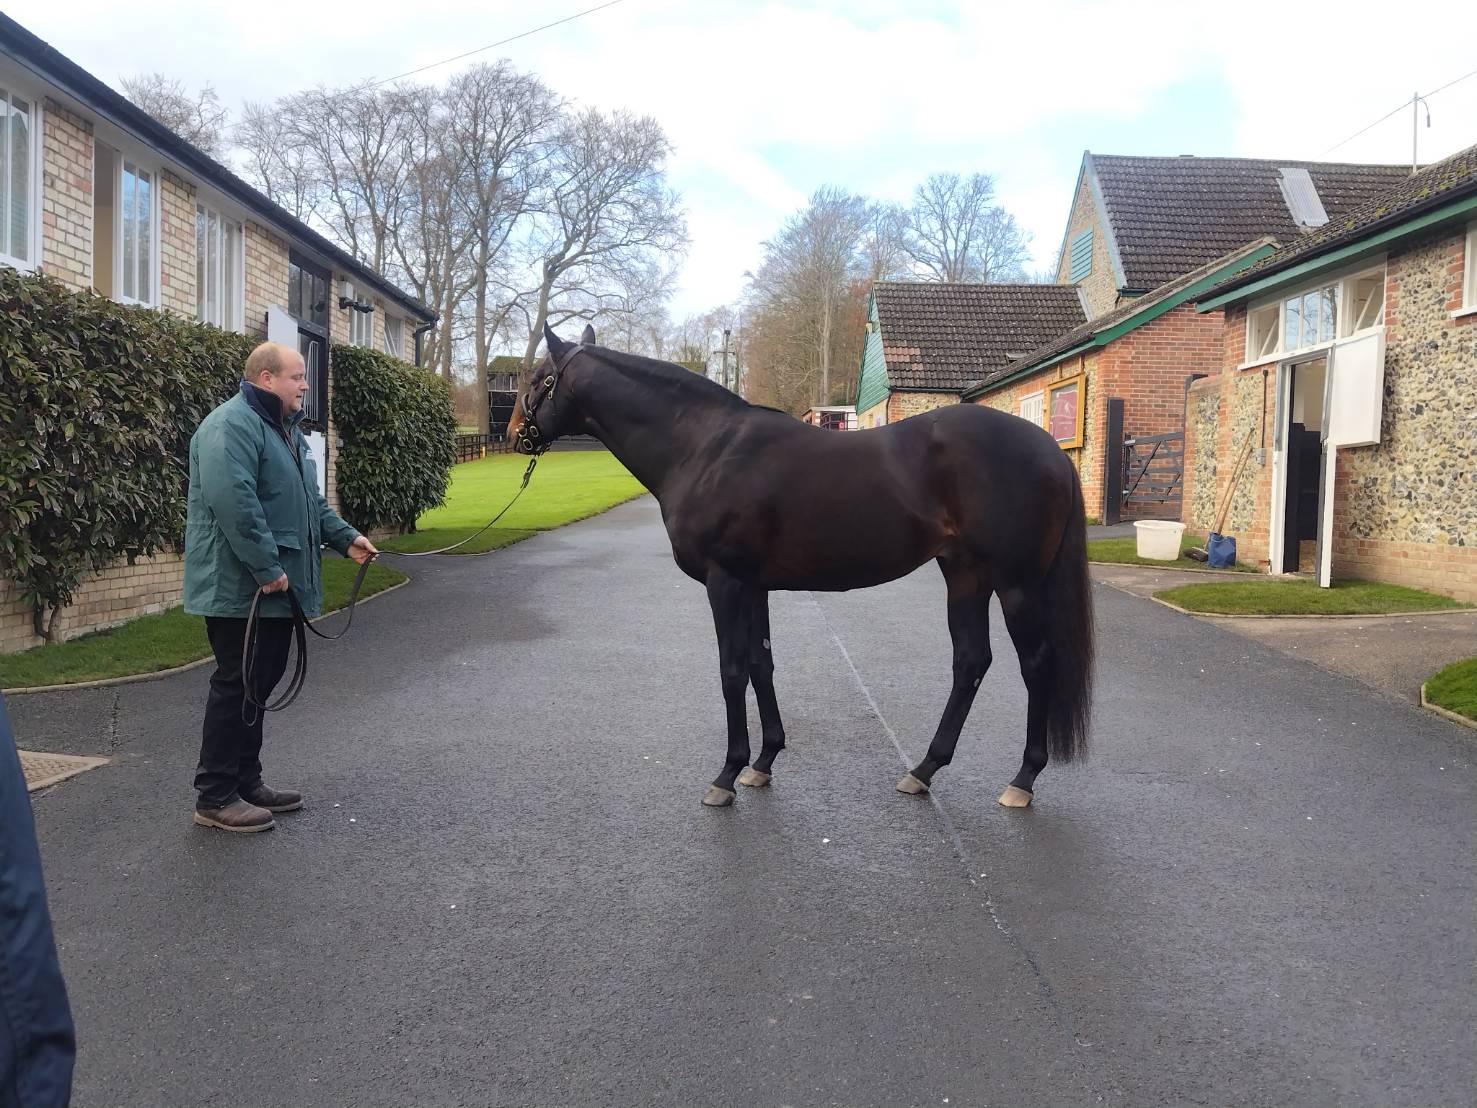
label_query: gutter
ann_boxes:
[412,318,437,369]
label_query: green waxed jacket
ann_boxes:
[182,383,360,619]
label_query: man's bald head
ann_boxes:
[245,342,309,416]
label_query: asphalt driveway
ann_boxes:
[11,496,1476,1107]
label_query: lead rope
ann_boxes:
[240,455,542,721]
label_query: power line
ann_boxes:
[1322,64,1477,156]
[371,0,629,87]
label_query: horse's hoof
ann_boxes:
[998,785,1033,808]
[702,785,736,807]
[896,773,929,795]
[737,767,771,788]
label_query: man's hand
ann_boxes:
[262,574,291,594]
[348,536,379,565]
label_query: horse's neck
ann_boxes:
[570,356,731,498]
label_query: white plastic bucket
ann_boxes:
[1133,520,1186,561]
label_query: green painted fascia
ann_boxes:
[963,244,1275,400]
[854,293,890,412]
[1198,191,1477,312]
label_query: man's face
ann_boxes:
[257,353,309,414]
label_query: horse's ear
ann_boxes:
[580,323,596,346]
[543,321,566,358]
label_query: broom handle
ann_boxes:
[1213,433,1256,535]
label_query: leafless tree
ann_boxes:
[443,64,561,430]
[120,73,230,158]
[515,107,688,373]
[236,101,320,222]
[746,187,872,406]
[903,171,1032,282]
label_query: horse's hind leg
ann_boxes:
[738,591,785,788]
[702,570,754,807]
[997,585,1051,808]
[897,555,992,796]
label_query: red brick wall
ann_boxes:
[974,302,1226,520]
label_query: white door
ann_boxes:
[267,304,327,496]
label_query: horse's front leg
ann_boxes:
[702,569,753,807]
[738,590,785,789]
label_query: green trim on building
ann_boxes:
[1197,192,1477,312]
[854,295,890,414]
[963,244,1275,400]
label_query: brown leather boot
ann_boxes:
[193,798,276,833]
[240,783,303,813]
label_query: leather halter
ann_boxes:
[514,342,586,455]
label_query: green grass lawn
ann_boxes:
[1087,531,1257,572]
[0,556,405,690]
[1424,656,1477,721]
[1155,578,1470,616]
[380,450,646,555]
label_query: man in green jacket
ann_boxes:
[184,342,377,832]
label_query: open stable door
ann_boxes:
[1327,327,1386,448]
[1313,327,1387,586]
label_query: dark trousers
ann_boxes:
[195,616,294,809]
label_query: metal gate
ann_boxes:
[1103,396,1188,524]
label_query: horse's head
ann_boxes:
[510,322,596,454]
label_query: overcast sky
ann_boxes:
[9,0,1477,318]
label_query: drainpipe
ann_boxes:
[412,319,436,368]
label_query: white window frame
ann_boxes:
[1019,390,1044,427]
[0,74,43,273]
[1459,224,1477,317]
[347,285,375,347]
[113,154,162,307]
[1241,261,1387,369]
[383,312,403,357]
[195,198,244,332]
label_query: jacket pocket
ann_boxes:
[273,531,303,551]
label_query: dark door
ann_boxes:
[1281,423,1322,572]
[287,253,330,431]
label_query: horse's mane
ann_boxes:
[585,345,754,410]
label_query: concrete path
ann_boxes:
[11,497,1476,1107]
[1091,562,1477,704]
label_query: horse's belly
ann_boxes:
[756,506,940,591]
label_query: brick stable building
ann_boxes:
[1189,145,1477,601]
[965,153,1411,522]
[0,14,435,653]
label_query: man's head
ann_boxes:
[245,342,309,415]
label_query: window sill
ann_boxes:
[1450,305,1477,320]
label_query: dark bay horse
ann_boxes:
[510,324,1094,809]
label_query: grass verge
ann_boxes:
[379,449,645,555]
[0,556,405,689]
[1154,578,1469,616]
[1423,657,1477,722]
[1087,532,1256,572]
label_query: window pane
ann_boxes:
[121,168,136,299]
[1283,299,1299,350]
[196,208,207,319]
[288,263,302,318]
[1,92,12,259]
[224,223,239,329]
[206,208,219,324]
[136,170,152,303]
[9,96,28,262]
[1320,286,1337,342]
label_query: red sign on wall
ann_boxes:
[1049,379,1080,445]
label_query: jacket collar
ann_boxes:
[239,380,306,432]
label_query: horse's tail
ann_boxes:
[1041,466,1095,763]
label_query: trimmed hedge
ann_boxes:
[331,343,456,533]
[0,269,252,637]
